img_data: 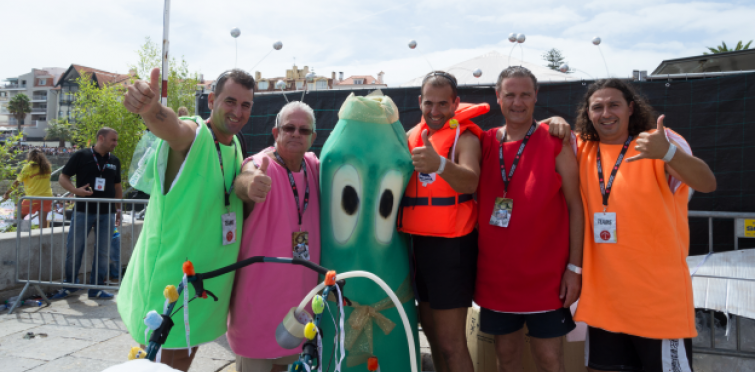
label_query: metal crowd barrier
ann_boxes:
[9,196,148,314]
[689,210,755,359]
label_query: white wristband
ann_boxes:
[567,264,582,274]
[436,157,447,175]
[662,143,677,162]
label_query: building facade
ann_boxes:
[0,67,66,139]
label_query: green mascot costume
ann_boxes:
[319,92,419,371]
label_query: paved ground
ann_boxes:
[0,290,431,372]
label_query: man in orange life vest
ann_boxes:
[399,71,484,372]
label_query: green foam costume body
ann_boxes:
[320,93,419,371]
[118,117,243,348]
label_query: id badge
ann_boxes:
[292,231,310,261]
[489,197,513,227]
[418,172,436,187]
[94,177,106,191]
[593,212,617,243]
[222,212,237,246]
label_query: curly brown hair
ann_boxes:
[27,149,51,175]
[575,79,656,142]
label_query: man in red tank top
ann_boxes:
[476,66,584,372]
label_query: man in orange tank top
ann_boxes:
[400,71,482,372]
[560,79,716,372]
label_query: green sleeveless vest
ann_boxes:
[118,117,243,348]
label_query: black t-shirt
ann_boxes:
[62,148,122,214]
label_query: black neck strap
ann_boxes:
[498,121,537,197]
[90,147,110,176]
[208,124,238,208]
[596,136,634,209]
[274,152,309,226]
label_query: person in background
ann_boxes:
[55,127,122,300]
[3,148,54,228]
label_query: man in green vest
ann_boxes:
[117,68,254,371]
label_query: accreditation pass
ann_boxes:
[594,212,617,243]
[222,212,237,245]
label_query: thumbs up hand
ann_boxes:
[248,156,273,203]
[411,129,442,174]
[123,67,161,115]
[626,115,670,163]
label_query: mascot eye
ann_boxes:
[331,164,361,244]
[375,170,403,244]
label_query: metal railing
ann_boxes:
[689,210,755,358]
[32,95,47,101]
[9,196,148,314]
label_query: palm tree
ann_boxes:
[705,40,753,54]
[7,93,31,137]
[45,119,74,147]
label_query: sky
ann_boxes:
[1,0,753,86]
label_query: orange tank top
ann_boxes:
[573,131,696,339]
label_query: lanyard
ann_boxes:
[274,152,309,226]
[498,121,537,197]
[208,124,238,208]
[596,136,633,210]
[90,147,110,175]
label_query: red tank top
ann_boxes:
[475,124,570,312]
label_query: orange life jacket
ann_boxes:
[398,102,488,237]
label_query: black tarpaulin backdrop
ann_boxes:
[199,72,755,255]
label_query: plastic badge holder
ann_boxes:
[129,131,160,194]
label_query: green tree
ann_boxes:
[70,72,145,186]
[45,119,74,147]
[705,40,753,54]
[130,37,199,114]
[542,48,567,71]
[7,94,31,136]
[1,133,26,202]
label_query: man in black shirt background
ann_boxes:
[54,127,122,299]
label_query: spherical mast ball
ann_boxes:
[408,39,417,49]
[273,41,283,50]
[305,72,316,82]
[230,27,241,38]
[473,68,482,78]
[516,33,526,43]
[508,33,517,43]
[275,80,286,90]
[559,63,569,73]
[592,36,601,46]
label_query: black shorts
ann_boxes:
[413,230,478,310]
[586,326,693,372]
[479,307,576,339]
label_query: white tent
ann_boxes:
[400,51,579,87]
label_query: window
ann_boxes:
[258,81,269,90]
[353,79,364,85]
[307,83,315,91]
[296,81,304,90]
[316,80,328,90]
[38,79,46,85]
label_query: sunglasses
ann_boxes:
[280,125,313,136]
